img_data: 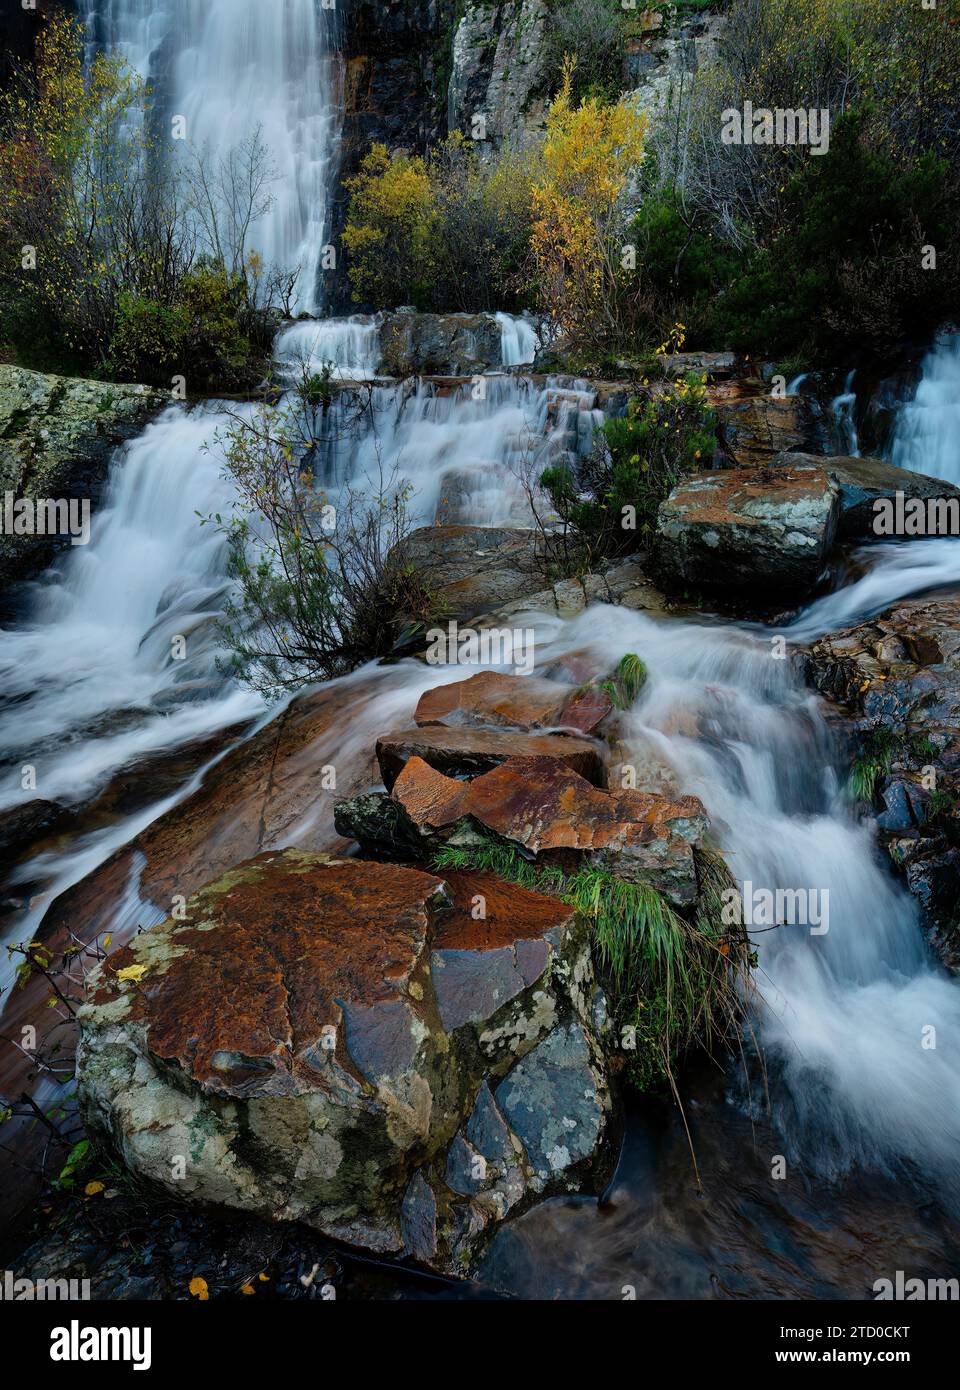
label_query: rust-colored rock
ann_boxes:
[77,848,611,1274]
[391,754,708,903]
[89,852,446,1096]
[376,725,605,790]
[414,670,612,735]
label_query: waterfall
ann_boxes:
[312,375,601,529]
[889,331,960,484]
[275,315,382,380]
[495,313,539,367]
[830,368,860,456]
[80,0,338,312]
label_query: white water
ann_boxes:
[496,313,539,367]
[276,315,382,380]
[6,3,960,1204]
[0,406,263,813]
[890,332,960,484]
[313,375,601,528]
[488,589,960,1184]
[830,368,860,456]
[81,0,338,312]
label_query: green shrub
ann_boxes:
[541,370,716,568]
[107,293,188,383]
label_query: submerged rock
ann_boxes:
[77,849,613,1274]
[376,725,606,790]
[656,462,841,596]
[414,669,612,735]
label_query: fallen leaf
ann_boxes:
[84,1180,105,1197]
[241,1283,255,1296]
[116,964,147,984]
[189,1276,209,1300]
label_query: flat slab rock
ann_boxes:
[77,849,612,1274]
[376,724,605,791]
[414,669,612,734]
[389,753,708,904]
[657,462,840,595]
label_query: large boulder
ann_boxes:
[397,524,546,624]
[77,849,614,1273]
[804,595,960,970]
[0,365,166,586]
[656,462,841,596]
[710,378,830,467]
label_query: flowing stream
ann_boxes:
[2,5,959,1297]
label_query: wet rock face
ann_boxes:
[656,463,841,597]
[806,452,960,540]
[805,596,960,970]
[378,311,503,376]
[0,366,166,586]
[447,0,550,150]
[397,524,545,623]
[710,379,831,467]
[376,724,606,790]
[77,849,614,1273]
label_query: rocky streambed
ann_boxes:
[4,331,960,1300]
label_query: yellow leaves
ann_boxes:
[530,62,646,343]
[84,1181,105,1197]
[116,963,147,984]
[189,1277,209,1300]
[241,1283,255,1296]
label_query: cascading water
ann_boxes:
[81,0,339,312]
[890,331,960,484]
[830,368,860,455]
[310,375,600,528]
[276,316,382,380]
[495,312,539,367]
[5,8,960,1297]
[0,406,263,815]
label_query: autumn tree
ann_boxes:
[529,58,647,357]
[342,145,437,309]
